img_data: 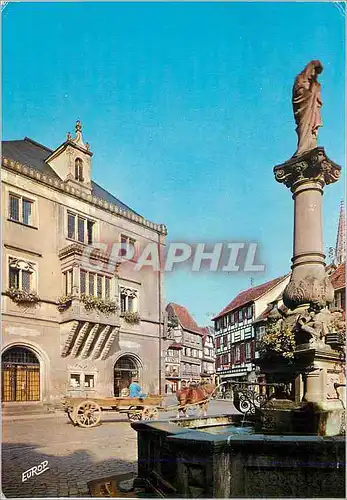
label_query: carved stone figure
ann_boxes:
[292,60,323,157]
[298,310,326,346]
[296,307,341,347]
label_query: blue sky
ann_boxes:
[2,2,345,324]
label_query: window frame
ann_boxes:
[69,371,97,390]
[74,158,84,182]
[78,270,112,299]
[120,235,136,258]
[8,192,36,227]
[67,210,95,245]
[246,305,253,320]
[120,286,139,313]
[8,257,37,292]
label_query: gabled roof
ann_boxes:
[330,263,345,291]
[200,326,214,344]
[166,303,204,336]
[2,138,140,216]
[213,275,289,320]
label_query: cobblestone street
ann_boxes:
[2,412,138,498]
[2,399,236,498]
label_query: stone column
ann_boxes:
[302,367,324,403]
[274,147,341,312]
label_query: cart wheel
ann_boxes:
[67,410,75,425]
[127,406,141,421]
[141,406,159,421]
[73,400,102,428]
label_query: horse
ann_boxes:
[176,381,216,418]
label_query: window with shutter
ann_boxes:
[247,305,253,319]
[235,345,241,363]
[240,344,245,363]
[250,341,255,359]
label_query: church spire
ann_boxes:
[335,200,346,265]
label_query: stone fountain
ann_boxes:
[131,61,345,498]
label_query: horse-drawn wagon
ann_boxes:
[63,381,217,428]
[63,395,164,428]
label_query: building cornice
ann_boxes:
[2,157,167,236]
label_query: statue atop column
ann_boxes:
[292,60,323,157]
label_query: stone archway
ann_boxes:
[114,354,141,396]
[2,346,40,402]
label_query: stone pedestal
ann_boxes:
[294,344,345,436]
[258,341,345,436]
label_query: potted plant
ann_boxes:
[122,311,141,324]
[57,294,73,311]
[6,288,40,306]
[80,294,118,315]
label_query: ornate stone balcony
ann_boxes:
[58,297,120,327]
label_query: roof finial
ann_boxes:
[73,119,86,148]
[335,200,346,265]
[67,131,72,141]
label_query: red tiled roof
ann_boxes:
[213,275,289,320]
[166,303,204,335]
[253,302,288,323]
[330,263,345,290]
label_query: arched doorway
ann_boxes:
[114,355,139,396]
[2,346,40,402]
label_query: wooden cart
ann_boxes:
[63,395,164,428]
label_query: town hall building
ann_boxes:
[1,121,167,406]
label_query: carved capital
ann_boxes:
[274,147,341,190]
[283,274,334,310]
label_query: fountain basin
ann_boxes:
[131,414,345,498]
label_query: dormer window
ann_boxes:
[75,158,84,182]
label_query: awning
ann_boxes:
[219,372,247,379]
